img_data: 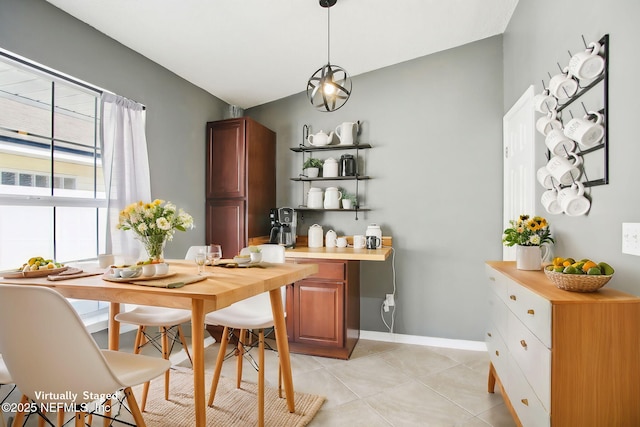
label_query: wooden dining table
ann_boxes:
[0,259,318,427]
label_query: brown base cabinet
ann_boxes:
[286,259,360,359]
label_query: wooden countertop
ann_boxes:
[486,261,639,303]
[286,246,392,261]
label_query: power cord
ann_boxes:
[380,247,396,333]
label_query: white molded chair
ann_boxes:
[205,244,286,427]
[0,284,170,427]
[0,354,16,427]
[184,245,207,261]
[111,246,207,411]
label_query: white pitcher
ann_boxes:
[324,187,342,209]
[335,122,358,145]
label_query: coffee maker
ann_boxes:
[269,207,297,248]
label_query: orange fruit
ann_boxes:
[582,260,597,273]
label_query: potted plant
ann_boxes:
[341,190,357,210]
[303,157,323,178]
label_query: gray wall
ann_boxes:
[0,0,227,259]
[249,36,504,340]
[503,0,640,296]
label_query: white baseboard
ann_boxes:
[360,330,487,352]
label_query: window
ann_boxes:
[0,49,109,320]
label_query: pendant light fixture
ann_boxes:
[306,0,352,112]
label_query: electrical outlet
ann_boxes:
[386,294,395,307]
[622,223,640,256]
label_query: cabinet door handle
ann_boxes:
[527,309,535,315]
[489,276,496,281]
[510,295,517,301]
[487,332,492,337]
[520,339,527,348]
[495,350,499,356]
[521,398,529,406]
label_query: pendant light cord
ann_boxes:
[326,6,331,64]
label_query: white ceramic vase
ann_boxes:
[516,245,543,270]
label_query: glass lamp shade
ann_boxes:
[307,63,352,112]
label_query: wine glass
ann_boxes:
[207,244,222,266]
[195,252,206,274]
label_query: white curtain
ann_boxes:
[100,93,151,263]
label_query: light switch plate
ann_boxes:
[622,223,640,256]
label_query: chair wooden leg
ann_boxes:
[140,381,150,412]
[177,325,193,365]
[58,408,65,427]
[102,399,111,427]
[12,394,28,426]
[38,412,45,427]
[258,328,265,427]
[123,387,147,427]
[134,326,145,354]
[278,359,283,399]
[161,326,170,401]
[86,413,93,425]
[236,329,245,389]
[208,326,229,407]
[74,411,84,427]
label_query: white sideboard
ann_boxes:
[486,261,640,426]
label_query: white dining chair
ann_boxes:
[0,354,16,427]
[0,284,170,427]
[205,244,287,427]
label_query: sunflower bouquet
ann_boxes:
[502,214,554,247]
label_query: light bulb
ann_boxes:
[323,82,335,95]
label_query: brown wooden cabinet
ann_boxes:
[206,118,275,257]
[286,258,360,359]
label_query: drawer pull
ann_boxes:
[495,350,499,356]
[520,339,527,348]
[487,332,492,337]
[489,276,496,281]
[521,398,529,406]
[527,309,535,315]
[509,295,517,301]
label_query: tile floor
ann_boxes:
[3,329,517,426]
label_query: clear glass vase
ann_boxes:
[143,235,167,262]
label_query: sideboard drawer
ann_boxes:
[488,289,508,339]
[507,354,550,427]
[507,311,551,411]
[486,263,509,304]
[506,280,551,348]
[486,323,508,378]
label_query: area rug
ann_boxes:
[137,368,325,427]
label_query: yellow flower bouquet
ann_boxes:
[502,214,554,247]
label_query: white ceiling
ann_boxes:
[45,0,518,109]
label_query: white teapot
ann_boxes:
[307,130,335,147]
[324,187,342,209]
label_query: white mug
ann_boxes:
[536,166,556,189]
[546,153,582,186]
[568,42,604,81]
[353,235,366,249]
[545,128,576,156]
[564,111,605,148]
[557,181,591,216]
[541,187,563,215]
[336,237,348,248]
[536,110,562,136]
[548,67,579,100]
[533,89,558,114]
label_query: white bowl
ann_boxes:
[233,255,251,264]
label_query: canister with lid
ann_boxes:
[308,224,324,248]
[323,157,339,177]
[339,154,356,176]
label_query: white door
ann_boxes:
[503,86,536,260]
